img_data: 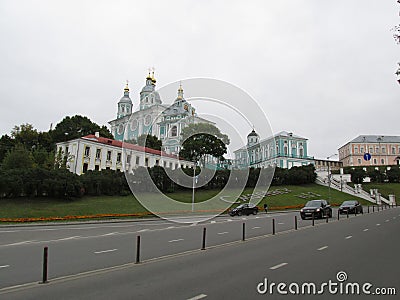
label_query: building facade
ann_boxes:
[338,135,400,167]
[56,133,193,175]
[234,130,314,169]
[108,72,213,155]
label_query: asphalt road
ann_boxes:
[1,206,399,299]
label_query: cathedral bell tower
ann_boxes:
[117,81,133,119]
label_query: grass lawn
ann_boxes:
[0,183,394,222]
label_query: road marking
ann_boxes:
[317,246,328,251]
[363,229,369,232]
[56,236,80,241]
[217,232,229,235]
[241,218,247,220]
[137,229,149,232]
[102,232,118,236]
[169,239,184,243]
[210,221,216,224]
[345,236,353,239]
[167,226,175,229]
[0,265,10,269]
[270,263,288,270]
[255,216,260,219]
[252,226,261,229]
[278,222,285,225]
[94,249,118,254]
[187,294,207,300]
[385,220,389,222]
[376,224,381,226]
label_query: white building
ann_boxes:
[56,133,193,175]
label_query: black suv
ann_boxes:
[229,204,258,216]
[339,200,363,214]
[300,199,332,220]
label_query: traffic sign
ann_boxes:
[363,153,371,161]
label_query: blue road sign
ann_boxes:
[364,153,371,161]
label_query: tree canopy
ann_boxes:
[179,123,229,163]
[51,115,113,143]
[136,134,162,151]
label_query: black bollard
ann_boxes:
[201,227,206,250]
[337,210,340,221]
[312,213,315,226]
[135,236,141,264]
[272,218,276,235]
[368,206,370,214]
[295,216,298,230]
[242,223,246,241]
[41,246,49,284]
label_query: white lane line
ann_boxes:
[101,232,118,236]
[3,241,36,246]
[169,239,184,243]
[217,232,229,235]
[94,249,118,254]
[187,294,207,300]
[0,265,10,269]
[278,222,285,225]
[241,218,247,220]
[270,262,288,270]
[227,219,232,222]
[167,226,175,229]
[210,221,216,224]
[317,246,328,251]
[56,236,81,241]
[137,229,149,232]
[252,226,261,229]
[377,224,381,226]
[255,216,260,219]
[345,236,353,239]
[363,229,369,232]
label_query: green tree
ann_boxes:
[345,167,367,184]
[0,134,15,163]
[387,167,400,182]
[51,115,113,143]
[136,134,162,151]
[11,123,39,150]
[1,144,35,170]
[180,123,229,164]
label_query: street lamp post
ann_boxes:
[327,153,338,201]
[192,161,196,212]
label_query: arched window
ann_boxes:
[171,126,177,137]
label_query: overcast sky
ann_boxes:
[0,0,398,159]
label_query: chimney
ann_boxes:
[95,132,100,138]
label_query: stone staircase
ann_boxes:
[315,175,391,205]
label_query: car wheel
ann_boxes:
[253,210,257,215]
[238,211,242,216]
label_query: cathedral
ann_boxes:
[108,72,213,155]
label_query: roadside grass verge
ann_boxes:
[0,183,389,222]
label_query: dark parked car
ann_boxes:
[229,203,258,216]
[300,199,332,220]
[339,200,363,214]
